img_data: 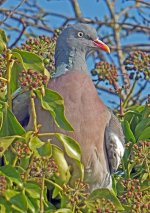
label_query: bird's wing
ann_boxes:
[105,111,125,174]
[12,88,30,126]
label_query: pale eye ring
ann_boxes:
[77,31,84,37]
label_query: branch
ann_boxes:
[9,21,26,48]
[0,0,6,6]
[0,0,26,25]
[70,0,82,18]
[105,0,130,85]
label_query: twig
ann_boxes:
[123,77,137,108]
[70,0,82,18]
[10,21,26,48]
[106,0,130,86]
[0,0,26,25]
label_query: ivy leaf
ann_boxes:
[4,190,27,212]
[0,107,25,137]
[87,188,124,211]
[12,49,45,72]
[135,118,150,140]
[24,182,41,199]
[37,142,52,157]
[26,196,40,213]
[0,197,11,213]
[52,145,70,197]
[138,126,150,140]
[36,89,73,131]
[29,136,49,157]
[0,165,22,187]
[122,120,136,143]
[0,136,17,157]
[10,62,23,93]
[55,133,81,161]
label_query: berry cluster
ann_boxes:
[13,141,31,158]
[62,179,89,212]
[21,30,60,73]
[91,61,123,91]
[29,156,59,178]
[94,198,116,213]
[124,51,150,80]
[92,61,118,84]
[131,141,149,174]
[0,176,7,194]
[18,69,48,90]
[119,178,149,212]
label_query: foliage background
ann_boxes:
[0,0,149,212]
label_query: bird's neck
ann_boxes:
[54,48,89,77]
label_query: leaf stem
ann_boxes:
[30,90,38,133]
[40,174,45,213]
[0,77,7,82]
[119,91,124,117]
[45,178,63,191]
[12,156,18,167]
[38,133,55,137]
[6,49,14,110]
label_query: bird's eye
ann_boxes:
[77,32,84,37]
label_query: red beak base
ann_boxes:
[93,39,110,53]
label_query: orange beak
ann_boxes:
[93,38,110,53]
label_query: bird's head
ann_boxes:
[54,23,110,76]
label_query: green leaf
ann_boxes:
[0,165,22,187]
[24,182,41,199]
[4,189,18,200]
[138,126,150,140]
[135,118,150,139]
[52,145,70,192]
[4,190,27,212]
[29,136,43,149]
[12,49,45,72]
[141,173,149,182]
[37,141,52,157]
[127,105,145,113]
[116,181,125,195]
[0,197,12,213]
[10,62,23,93]
[88,188,124,211]
[0,136,17,157]
[0,29,7,53]
[26,196,36,213]
[20,156,30,169]
[55,133,81,161]
[3,148,16,165]
[122,120,136,143]
[0,108,25,137]
[26,196,40,213]
[29,136,52,157]
[36,89,73,131]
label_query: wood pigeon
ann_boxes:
[13,23,124,192]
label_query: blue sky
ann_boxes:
[1,0,149,107]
